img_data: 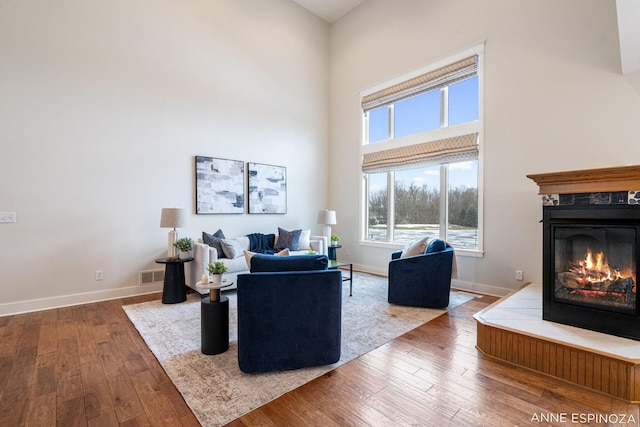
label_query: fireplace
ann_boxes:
[529,166,640,341]
[543,204,640,339]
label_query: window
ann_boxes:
[361,46,482,252]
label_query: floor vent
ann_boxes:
[139,269,165,285]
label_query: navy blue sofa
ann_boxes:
[388,239,454,308]
[237,254,342,373]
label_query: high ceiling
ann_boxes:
[292,0,640,76]
[291,0,365,23]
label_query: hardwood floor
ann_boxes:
[230,296,640,427]
[1,291,638,426]
[0,293,199,427]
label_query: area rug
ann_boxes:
[123,272,475,426]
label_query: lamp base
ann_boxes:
[323,225,332,248]
[168,230,179,259]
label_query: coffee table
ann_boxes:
[329,260,353,297]
[195,279,234,355]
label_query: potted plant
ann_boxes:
[207,261,228,285]
[330,234,341,246]
[174,237,194,259]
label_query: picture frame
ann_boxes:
[195,156,245,214]
[247,162,287,214]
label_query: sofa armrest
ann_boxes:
[189,242,218,287]
[310,235,327,256]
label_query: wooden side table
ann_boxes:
[155,257,193,304]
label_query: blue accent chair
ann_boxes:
[388,239,454,308]
[237,254,342,373]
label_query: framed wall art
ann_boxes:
[195,156,245,214]
[247,162,287,214]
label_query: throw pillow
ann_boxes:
[276,227,302,251]
[249,253,328,273]
[244,248,289,268]
[203,229,227,258]
[220,238,245,259]
[426,238,448,253]
[298,229,311,250]
[400,237,430,258]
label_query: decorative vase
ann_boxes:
[179,250,191,260]
[211,274,222,285]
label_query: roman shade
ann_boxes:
[361,55,478,113]
[362,132,478,173]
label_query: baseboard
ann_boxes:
[0,268,515,318]
[0,283,163,317]
[350,262,387,276]
[451,279,512,297]
[353,262,514,297]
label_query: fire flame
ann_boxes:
[569,248,629,283]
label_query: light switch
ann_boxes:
[0,212,16,223]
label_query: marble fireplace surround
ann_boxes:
[474,166,640,403]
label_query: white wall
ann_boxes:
[0,0,330,314]
[329,0,640,295]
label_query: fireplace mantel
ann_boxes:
[527,165,640,195]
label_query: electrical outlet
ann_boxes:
[0,212,16,223]
[95,270,104,281]
[515,270,524,281]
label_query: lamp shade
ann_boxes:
[160,208,188,229]
[317,209,337,225]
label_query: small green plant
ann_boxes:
[331,234,340,242]
[174,237,194,252]
[207,261,228,275]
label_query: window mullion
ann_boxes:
[440,88,448,241]
[388,105,395,242]
[363,174,369,240]
[388,171,395,242]
[441,87,448,128]
[388,104,395,139]
[440,164,448,241]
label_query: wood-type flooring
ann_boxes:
[1,290,638,426]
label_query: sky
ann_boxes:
[366,75,479,193]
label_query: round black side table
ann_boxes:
[328,244,342,261]
[196,280,233,355]
[201,296,229,355]
[155,257,193,304]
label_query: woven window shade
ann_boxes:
[361,56,478,112]
[362,132,478,173]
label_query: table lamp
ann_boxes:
[317,209,337,247]
[160,208,188,259]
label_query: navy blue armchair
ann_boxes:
[388,239,454,308]
[237,254,342,373]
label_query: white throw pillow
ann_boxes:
[221,238,245,259]
[298,229,311,250]
[400,237,430,258]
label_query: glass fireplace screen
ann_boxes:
[554,226,637,315]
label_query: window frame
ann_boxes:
[359,43,484,257]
